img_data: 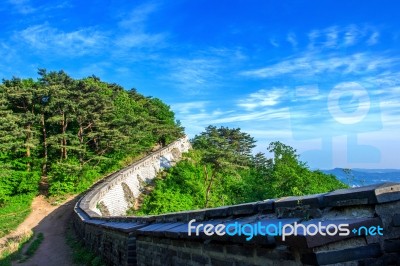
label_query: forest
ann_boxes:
[0,70,183,237]
[135,125,348,215]
[0,70,347,236]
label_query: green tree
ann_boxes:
[136,126,348,215]
[1,78,41,169]
[268,141,347,197]
[192,126,256,207]
[0,69,185,197]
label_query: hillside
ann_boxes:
[0,69,184,238]
[322,168,400,186]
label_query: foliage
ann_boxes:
[0,231,33,266]
[0,70,184,201]
[0,70,183,239]
[136,126,348,215]
[0,194,35,238]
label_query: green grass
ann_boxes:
[22,232,44,259]
[65,223,105,266]
[0,193,35,238]
[0,232,33,266]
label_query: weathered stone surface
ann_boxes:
[73,137,400,266]
[226,244,254,256]
[205,206,230,218]
[301,244,382,265]
[255,199,274,213]
[392,214,400,226]
[275,193,326,209]
[137,222,184,237]
[383,239,400,253]
[85,219,107,225]
[323,183,400,207]
[101,222,147,233]
[374,183,400,203]
[280,217,383,248]
[228,202,258,216]
[361,253,400,266]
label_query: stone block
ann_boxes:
[275,193,326,209]
[228,202,258,216]
[203,241,224,253]
[256,246,294,260]
[225,244,254,256]
[147,222,185,237]
[85,219,107,225]
[323,183,400,207]
[191,254,209,264]
[210,257,235,266]
[101,222,147,233]
[255,199,274,213]
[280,217,382,248]
[392,214,400,227]
[360,253,400,266]
[383,239,400,253]
[177,251,191,260]
[301,244,382,265]
[375,183,400,203]
[234,261,258,266]
[205,206,230,218]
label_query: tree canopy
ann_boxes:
[136,126,347,215]
[0,69,184,204]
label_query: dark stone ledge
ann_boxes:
[323,183,400,207]
[301,243,382,265]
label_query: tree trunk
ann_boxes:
[41,113,47,175]
[204,171,215,208]
[26,123,31,171]
[78,125,83,165]
[60,112,67,160]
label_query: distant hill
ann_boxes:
[322,168,400,187]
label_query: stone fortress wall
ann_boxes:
[74,137,400,266]
[78,136,192,217]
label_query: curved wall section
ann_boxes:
[78,136,191,217]
[74,137,400,266]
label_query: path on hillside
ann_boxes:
[2,195,77,266]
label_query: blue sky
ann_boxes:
[1,0,399,169]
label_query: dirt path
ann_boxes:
[0,195,77,266]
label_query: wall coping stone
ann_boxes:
[73,138,400,264]
[76,181,400,237]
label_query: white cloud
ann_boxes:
[269,38,279,48]
[8,0,36,14]
[237,88,287,110]
[16,24,107,56]
[118,3,158,28]
[7,0,71,15]
[367,31,379,46]
[115,32,166,49]
[168,58,221,95]
[287,32,298,48]
[171,101,209,114]
[240,52,398,79]
[294,84,324,101]
[115,3,167,50]
[324,26,339,48]
[210,108,290,124]
[307,30,320,49]
[344,25,361,46]
[306,25,379,50]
